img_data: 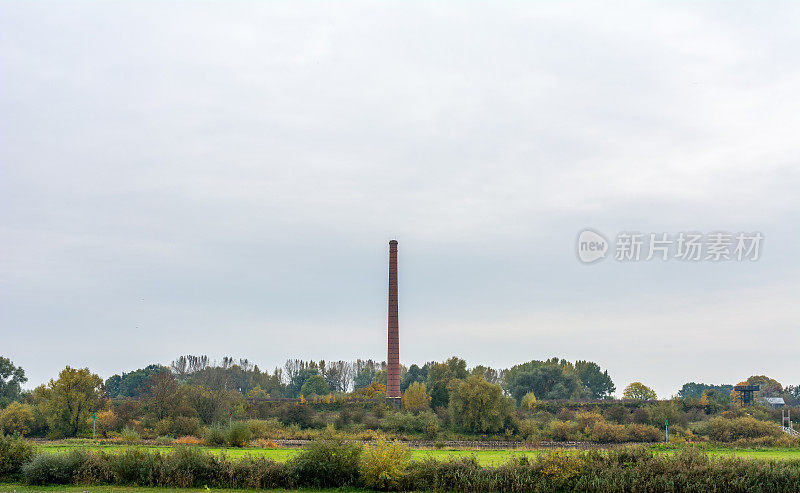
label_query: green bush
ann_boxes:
[154,416,202,438]
[120,426,140,444]
[360,439,409,491]
[259,418,285,436]
[203,424,227,446]
[110,448,162,485]
[22,450,88,485]
[280,403,315,428]
[0,402,36,436]
[288,434,362,487]
[546,420,578,441]
[381,410,440,436]
[227,421,252,447]
[0,434,36,477]
[381,412,416,433]
[247,419,270,438]
[590,421,628,443]
[23,447,290,489]
[626,423,663,442]
[154,435,173,446]
[700,416,783,442]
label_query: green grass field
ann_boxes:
[34,442,800,465]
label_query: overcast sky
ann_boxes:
[2,2,799,398]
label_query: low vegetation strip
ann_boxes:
[3,435,800,492]
[35,440,800,464]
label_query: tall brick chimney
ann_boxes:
[387,240,401,402]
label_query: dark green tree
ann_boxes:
[288,368,320,397]
[470,365,501,384]
[677,382,733,401]
[0,356,27,406]
[300,375,330,397]
[574,360,615,399]
[504,360,582,402]
[353,367,375,390]
[426,357,469,408]
[401,364,427,391]
[105,364,168,398]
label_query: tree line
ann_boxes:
[1,354,797,439]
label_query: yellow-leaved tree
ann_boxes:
[521,391,537,410]
[622,382,657,401]
[401,381,430,412]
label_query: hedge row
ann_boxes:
[3,435,800,492]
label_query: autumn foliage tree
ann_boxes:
[448,375,513,433]
[142,372,184,420]
[401,381,430,412]
[521,391,537,409]
[622,382,657,401]
[37,366,104,437]
[352,382,386,399]
[0,402,35,435]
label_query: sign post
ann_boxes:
[665,420,669,442]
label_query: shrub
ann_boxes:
[575,411,604,430]
[417,411,440,439]
[252,438,278,448]
[16,444,800,491]
[381,412,416,433]
[227,421,252,447]
[155,416,202,438]
[0,403,35,436]
[22,451,88,485]
[0,434,36,476]
[204,424,227,446]
[280,403,314,428]
[547,420,578,441]
[628,407,651,424]
[604,404,627,424]
[110,448,161,485]
[248,418,283,438]
[517,419,542,441]
[93,409,119,437]
[701,416,783,442]
[404,456,483,492]
[360,439,410,491]
[173,416,202,437]
[156,446,217,487]
[248,419,267,438]
[590,421,627,443]
[120,426,140,444]
[288,434,363,487]
[627,423,663,442]
[175,435,203,446]
[154,435,173,446]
